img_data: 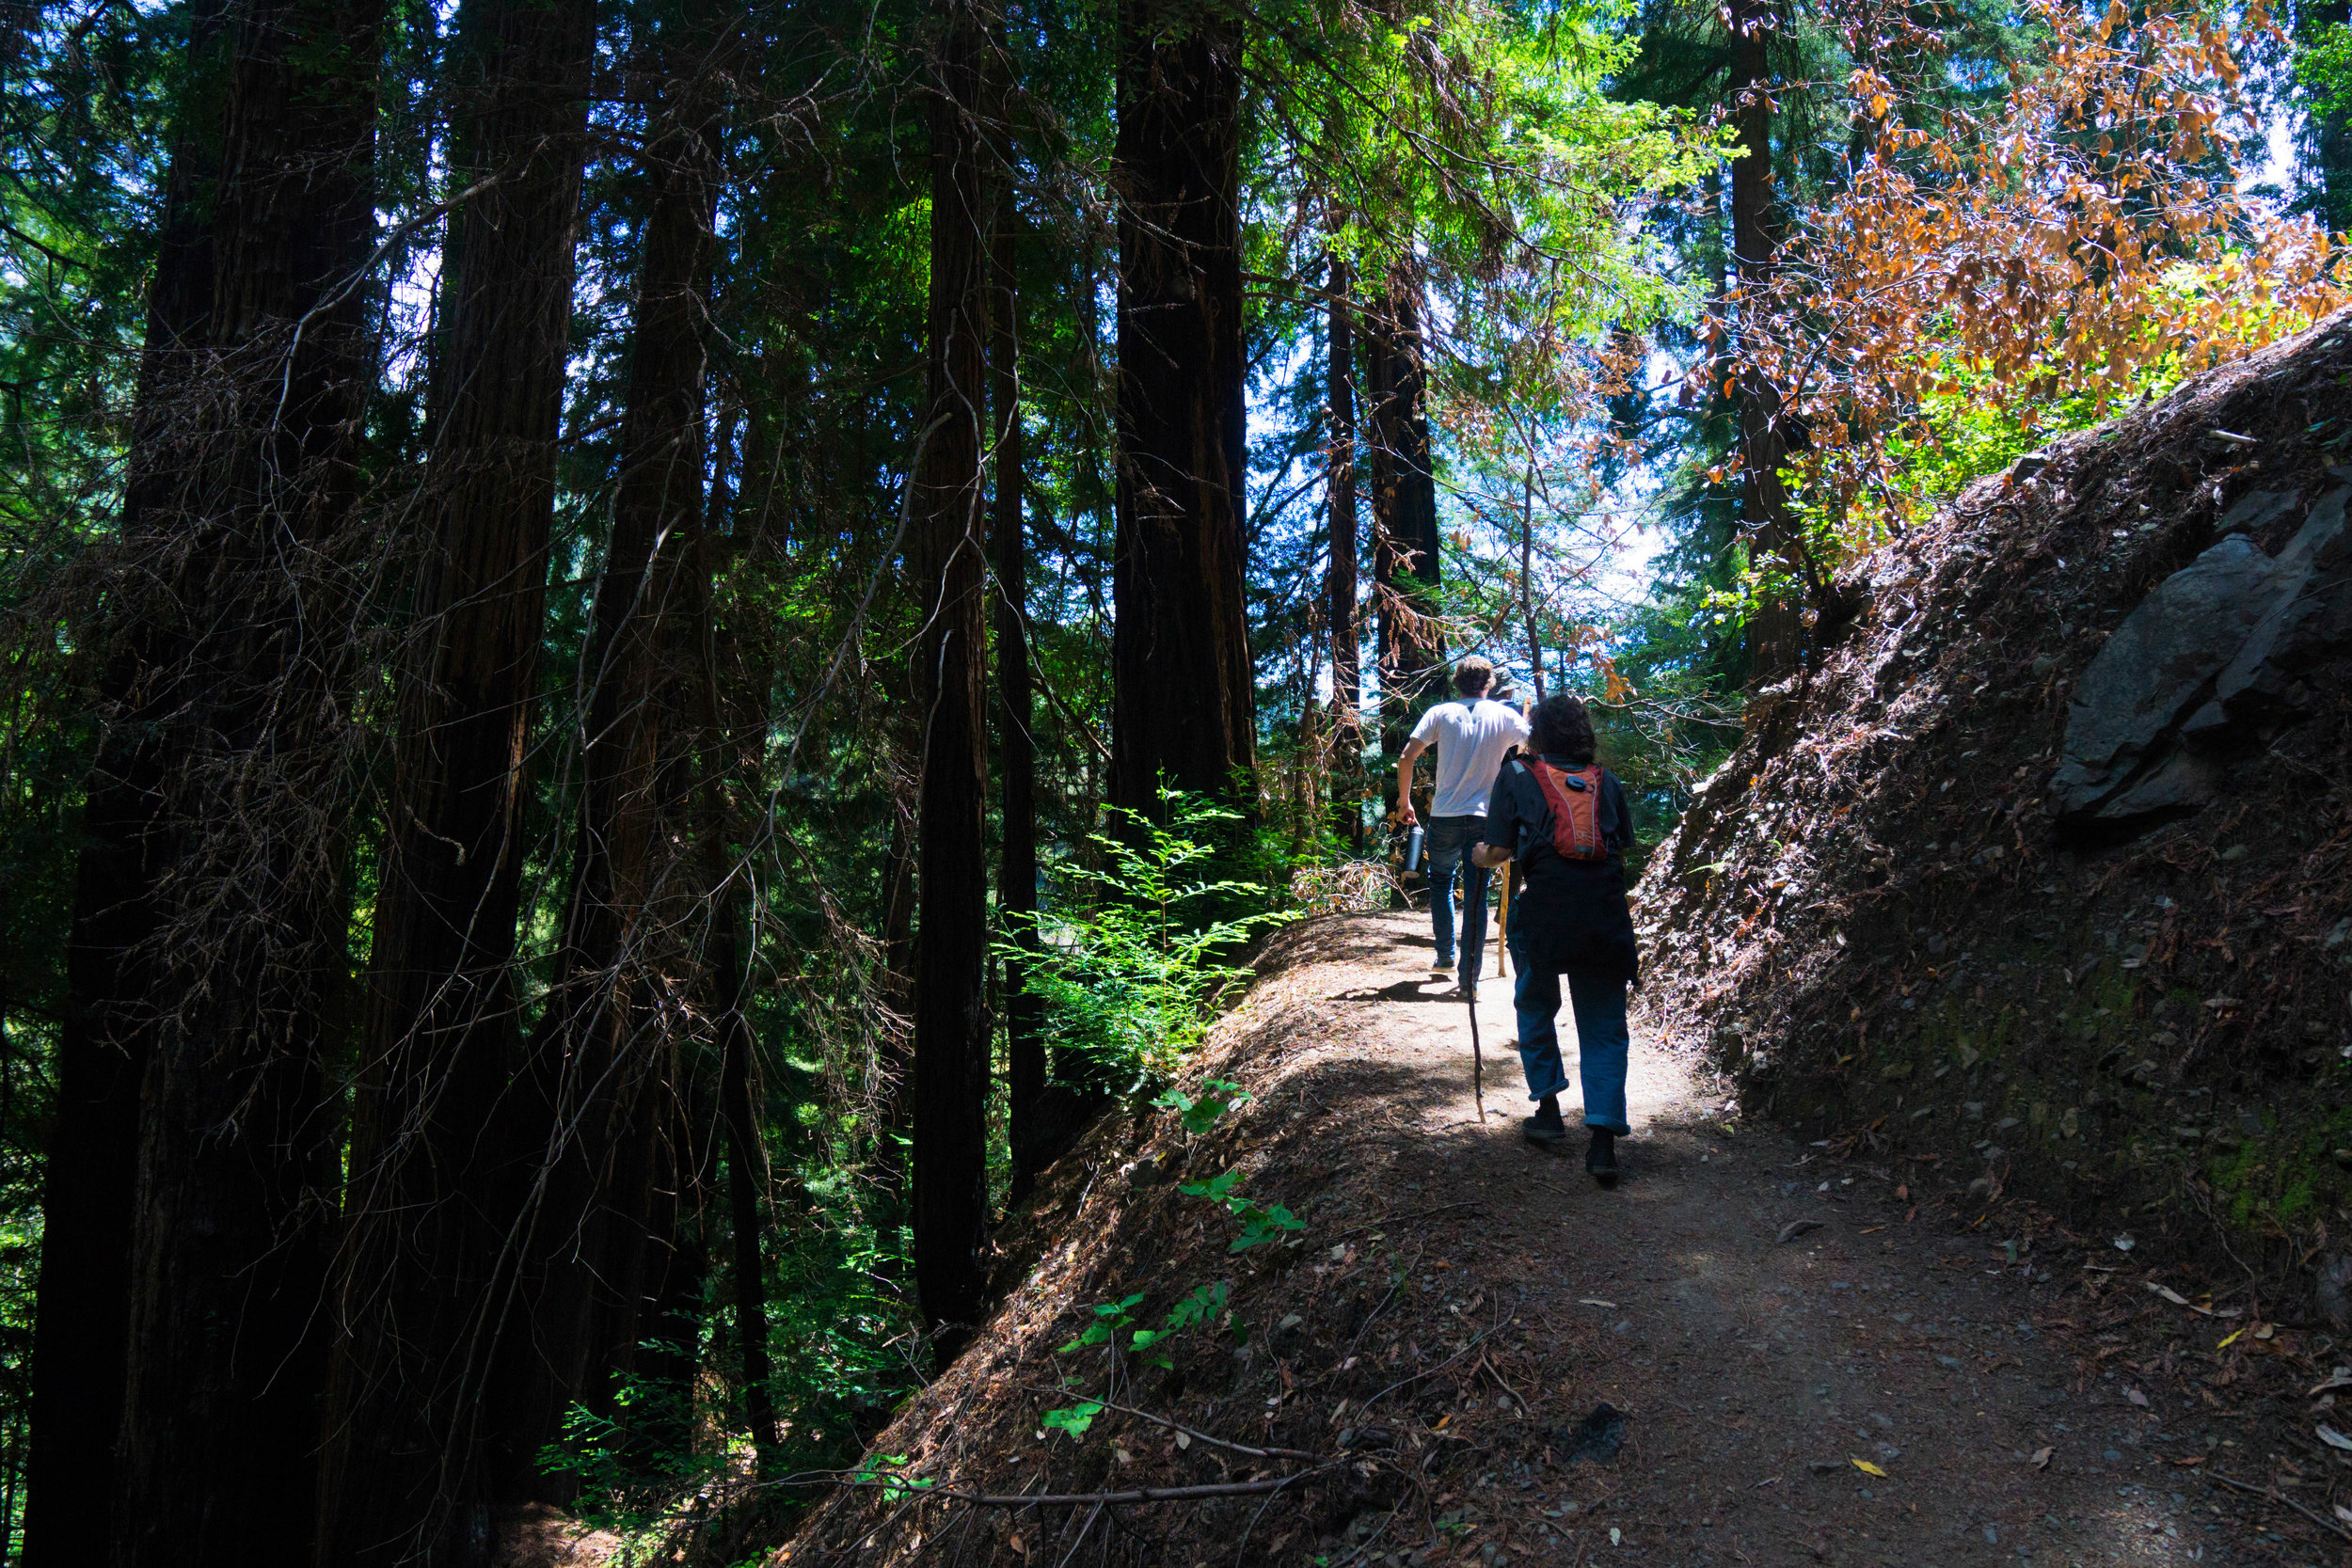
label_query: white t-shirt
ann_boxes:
[1409,698,1531,817]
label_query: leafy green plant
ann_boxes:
[1179,1169,1307,1253]
[1040,1281,1248,1437]
[1152,1078,1253,1135]
[1039,1161,1304,1438]
[1011,785,1293,1092]
[851,1453,937,1501]
[1040,1402,1104,1439]
[534,1358,723,1528]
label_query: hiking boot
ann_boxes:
[1522,1099,1568,1148]
[1585,1129,1619,1188]
[1430,958,1454,976]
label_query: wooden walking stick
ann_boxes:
[1494,861,1512,978]
[1465,971,1486,1123]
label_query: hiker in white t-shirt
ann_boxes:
[1395,657,1529,985]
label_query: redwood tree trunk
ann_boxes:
[993,212,1044,1193]
[106,0,382,1557]
[28,0,375,1555]
[16,15,221,1542]
[1728,0,1799,685]
[1109,0,1254,818]
[1325,253,1361,850]
[910,0,993,1338]
[320,0,592,1551]
[19,12,226,1559]
[500,30,719,1496]
[1369,270,1439,762]
[687,467,778,1456]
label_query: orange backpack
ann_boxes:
[1523,759,1610,863]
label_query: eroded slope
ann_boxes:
[1640,309,2352,1329]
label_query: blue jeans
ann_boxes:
[1507,930,1630,1132]
[1424,816,1489,979]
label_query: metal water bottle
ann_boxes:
[1402,824,1425,873]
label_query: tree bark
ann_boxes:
[28,0,375,1554]
[685,422,779,1458]
[105,0,382,1556]
[19,6,228,1551]
[992,210,1044,1194]
[320,0,592,1552]
[1109,0,1254,819]
[910,0,993,1339]
[718,957,776,1453]
[19,11,227,1560]
[1324,254,1360,850]
[1369,269,1439,762]
[1728,0,1800,686]
[498,24,720,1498]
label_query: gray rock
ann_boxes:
[2093,749,2224,818]
[2208,488,2352,724]
[2216,488,2301,537]
[2050,487,2352,822]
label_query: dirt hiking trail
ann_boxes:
[779,914,2344,1568]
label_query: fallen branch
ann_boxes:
[2209,1471,2352,1546]
[1331,1201,1483,1238]
[813,1465,1344,1508]
[1018,1393,1323,1464]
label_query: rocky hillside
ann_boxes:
[1640,308,2352,1325]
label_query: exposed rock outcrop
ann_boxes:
[2051,483,2352,825]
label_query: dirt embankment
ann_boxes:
[768,915,2345,1567]
[1640,310,2352,1330]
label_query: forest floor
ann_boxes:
[770,911,2348,1568]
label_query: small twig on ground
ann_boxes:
[2210,1471,2352,1545]
[1345,1242,1423,1360]
[1232,1483,1284,1563]
[1053,1501,1104,1568]
[1320,1509,1395,1568]
[1473,1350,1529,1405]
[1359,1326,1493,1413]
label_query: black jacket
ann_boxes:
[1480,752,1639,985]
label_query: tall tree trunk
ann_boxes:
[625,1076,711,1475]
[1324,253,1360,851]
[910,0,992,1339]
[499,29,720,1498]
[717,957,776,1453]
[1728,0,1799,685]
[993,211,1044,1194]
[107,0,382,1557]
[1109,0,1253,818]
[319,0,592,1552]
[19,10,227,1559]
[1369,269,1439,763]
[685,440,779,1458]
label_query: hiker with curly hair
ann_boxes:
[1471,693,1639,1185]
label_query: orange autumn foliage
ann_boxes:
[1713,0,2352,546]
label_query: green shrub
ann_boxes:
[1013,786,1292,1093]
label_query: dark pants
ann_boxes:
[1424,815,1489,979]
[1506,928,1630,1132]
